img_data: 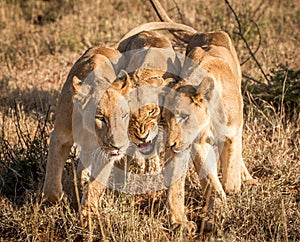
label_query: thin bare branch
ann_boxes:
[240,19,262,66]
[225,0,270,84]
[171,0,185,24]
[150,0,172,22]
[149,0,195,42]
[242,73,262,84]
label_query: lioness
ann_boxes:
[183,31,256,192]
[162,31,256,228]
[43,46,131,204]
[118,31,180,176]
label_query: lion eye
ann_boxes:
[179,114,189,122]
[149,108,156,115]
[96,115,106,123]
[122,113,128,120]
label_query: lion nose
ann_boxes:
[134,131,149,142]
[110,143,123,150]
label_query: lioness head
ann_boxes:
[162,77,214,153]
[95,79,132,160]
[127,69,173,156]
[129,103,161,155]
[73,76,132,161]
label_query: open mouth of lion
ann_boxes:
[137,135,158,155]
[110,149,124,157]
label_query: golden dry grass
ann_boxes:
[0,0,299,241]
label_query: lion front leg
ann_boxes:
[168,175,186,224]
[168,176,196,233]
[81,156,115,211]
[165,150,196,233]
[192,142,226,202]
[81,178,107,214]
[43,84,74,203]
[43,128,73,202]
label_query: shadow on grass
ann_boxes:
[243,66,300,122]
[0,85,62,206]
[0,84,60,118]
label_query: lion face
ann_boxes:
[73,76,132,162]
[162,77,214,153]
[94,79,132,161]
[126,69,175,157]
[118,31,180,158]
[94,92,129,160]
[128,104,160,155]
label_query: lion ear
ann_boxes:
[72,75,93,108]
[120,72,132,95]
[192,77,214,105]
[163,77,177,86]
[111,72,132,95]
[72,76,82,94]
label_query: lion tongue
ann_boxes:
[139,141,152,153]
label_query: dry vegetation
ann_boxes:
[0,0,299,241]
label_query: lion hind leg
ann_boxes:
[220,136,242,194]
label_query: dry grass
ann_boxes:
[0,0,299,241]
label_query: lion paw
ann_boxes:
[245,178,260,185]
[172,221,197,234]
[222,181,241,194]
[42,187,64,203]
